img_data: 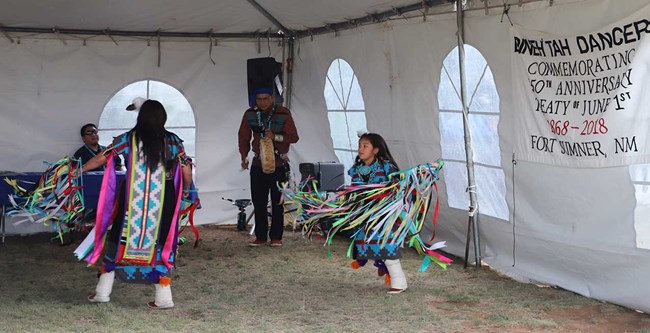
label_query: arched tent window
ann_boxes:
[324,58,368,179]
[98,80,196,161]
[437,45,508,220]
[629,165,650,249]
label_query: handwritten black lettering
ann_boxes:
[614,136,638,153]
[531,135,556,153]
[558,140,605,157]
[576,19,650,53]
[535,98,570,116]
[554,68,633,96]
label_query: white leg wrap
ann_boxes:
[385,259,408,290]
[154,284,174,308]
[94,271,115,302]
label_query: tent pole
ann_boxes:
[281,37,287,105]
[463,215,471,268]
[244,0,294,36]
[285,38,295,109]
[456,0,481,268]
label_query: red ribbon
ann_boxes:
[429,182,439,242]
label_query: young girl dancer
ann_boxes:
[348,133,407,294]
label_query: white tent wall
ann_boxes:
[464,0,650,312]
[290,0,650,312]
[291,17,462,242]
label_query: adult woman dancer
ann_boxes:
[80,99,193,309]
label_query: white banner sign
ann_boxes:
[512,7,650,167]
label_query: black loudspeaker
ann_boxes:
[299,163,317,191]
[299,162,345,192]
[247,57,283,107]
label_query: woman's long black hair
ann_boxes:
[355,132,399,169]
[132,99,168,170]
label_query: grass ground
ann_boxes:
[1,225,649,333]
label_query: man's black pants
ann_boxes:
[250,164,286,241]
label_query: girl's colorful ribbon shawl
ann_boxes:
[282,160,452,270]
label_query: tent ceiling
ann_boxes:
[0,0,454,38]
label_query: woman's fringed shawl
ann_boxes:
[177,185,201,248]
[82,152,117,264]
[162,164,183,268]
[282,160,452,270]
[4,157,84,242]
[77,138,184,270]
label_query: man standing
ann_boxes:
[238,88,299,247]
[74,123,123,171]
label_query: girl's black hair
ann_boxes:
[131,99,168,171]
[355,132,399,169]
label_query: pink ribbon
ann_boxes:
[85,153,116,264]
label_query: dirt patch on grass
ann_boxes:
[544,304,650,333]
